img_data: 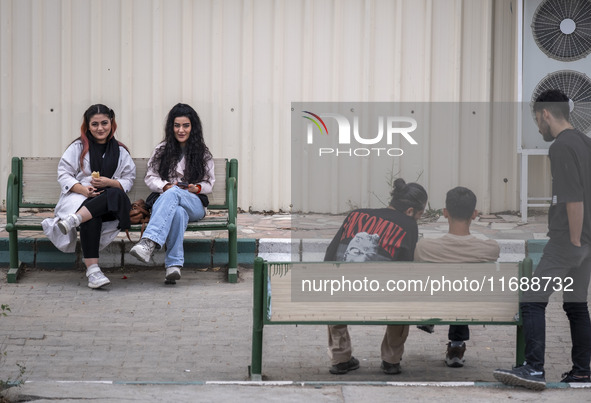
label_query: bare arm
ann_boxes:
[566,201,584,247]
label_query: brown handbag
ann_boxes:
[128,199,151,240]
[130,199,150,225]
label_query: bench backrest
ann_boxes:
[17,157,229,209]
[261,260,526,325]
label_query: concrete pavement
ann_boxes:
[1,212,591,402]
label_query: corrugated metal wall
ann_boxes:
[0,0,519,213]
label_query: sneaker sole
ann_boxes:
[493,370,546,391]
[560,375,591,383]
[88,279,111,289]
[165,271,181,281]
[381,365,402,375]
[329,363,360,375]
[57,221,70,235]
[445,357,465,368]
[130,247,151,264]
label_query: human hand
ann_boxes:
[163,183,173,192]
[90,176,112,189]
[187,183,202,194]
[84,186,103,198]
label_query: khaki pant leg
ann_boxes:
[380,325,409,364]
[327,324,352,365]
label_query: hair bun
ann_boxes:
[393,178,407,193]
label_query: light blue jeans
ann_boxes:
[142,186,205,268]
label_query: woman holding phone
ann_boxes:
[130,103,214,282]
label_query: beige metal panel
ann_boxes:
[457,1,494,213]
[0,0,519,214]
[490,0,519,213]
[10,0,32,158]
[0,0,13,210]
[425,0,463,206]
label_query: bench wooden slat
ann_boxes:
[21,157,228,207]
[21,158,62,205]
[14,215,230,231]
[266,261,520,323]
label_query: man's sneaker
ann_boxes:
[445,341,466,368]
[57,213,81,234]
[561,370,591,383]
[130,238,157,263]
[329,357,360,375]
[381,360,401,375]
[493,364,546,391]
[86,267,110,289]
[165,266,181,281]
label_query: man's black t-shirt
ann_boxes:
[324,208,419,262]
[548,128,591,244]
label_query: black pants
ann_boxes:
[78,188,131,259]
[448,325,469,342]
[521,239,591,375]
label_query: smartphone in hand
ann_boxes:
[177,181,189,189]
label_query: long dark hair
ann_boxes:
[150,103,212,184]
[75,104,128,171]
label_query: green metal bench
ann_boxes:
[5,157,239,283]
[249,257,532,380]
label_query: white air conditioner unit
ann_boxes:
[522,0,591,150]
[519,0,591,222]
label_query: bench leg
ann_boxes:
[250,258,264,380]
[250,326,264,381]
[227,223,238,283]
[7,230,20,283]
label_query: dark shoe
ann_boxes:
[561,370,591,383]
[416,324,435,334]
[329,357,360,375]
[445,341,466,368]
[381,360,401,375]
[493,365,546,391]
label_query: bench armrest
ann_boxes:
[227,177,237,224]
[226,159,238,224]
[5,159,20,230]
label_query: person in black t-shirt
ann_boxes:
[324,178,428,376]
[494,89,591,390]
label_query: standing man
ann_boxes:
[494,89,591,390]
[414,186,499,368]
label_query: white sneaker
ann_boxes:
[165,266,181,281]
[57,214,81,234]
[130,238,157,263]
[86,267,110,289]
